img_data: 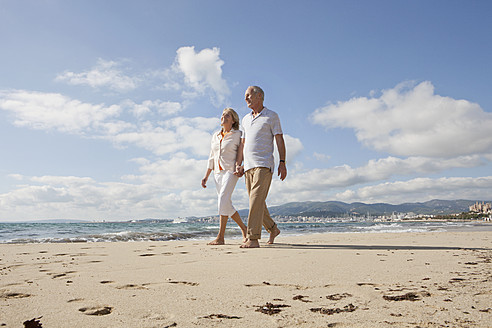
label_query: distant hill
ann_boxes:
[237,199,486,217]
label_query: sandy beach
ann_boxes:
[1,230,491,327]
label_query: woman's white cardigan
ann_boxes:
[207,129,242,173]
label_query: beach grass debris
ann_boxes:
[256,302,291,315]
[200,314,242,319]
[23,317,42,328]
[326,293,352,301]
[310,303,357,315]
[383,291,430,301]
[293,295,311,302]
[79,306,113,316]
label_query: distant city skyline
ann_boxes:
[1,1,492,221]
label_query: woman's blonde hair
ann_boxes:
[223,107,240,130]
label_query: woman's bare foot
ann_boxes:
[240,239,260,248]
[267,227,280,244]
[207,238,225,245]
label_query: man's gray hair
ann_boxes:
[249,86,264,101]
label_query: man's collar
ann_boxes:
[251,106,267,117]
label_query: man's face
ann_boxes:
[244,88,261,109]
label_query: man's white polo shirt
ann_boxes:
[241,107,283,173]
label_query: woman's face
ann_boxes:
[221,111,234,127]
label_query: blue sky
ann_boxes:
[1,0,491,221]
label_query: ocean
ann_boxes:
[0,220,489,244]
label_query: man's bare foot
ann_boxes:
[240,239,260,248]
[207,238,225,245]
[267,227,280,244]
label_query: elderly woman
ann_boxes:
[201,108,247,245]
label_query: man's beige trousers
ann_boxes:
[245,167,277,240]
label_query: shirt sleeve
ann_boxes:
[207,135,215,170]
[271,111,283,136]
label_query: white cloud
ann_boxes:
[0,89,219,157]
[0,89,120,133]
[0,152,231,220]
[121,99,184,118]
[334,176,492,204]
[267,155,486,205]
[311,81,492,158]
[0,173,173,220]
[174,46,231,106]
[313,152,331,161]
[273,134,303,164]
[56,58,139,92]
[131,154,210,190]
[109,117,217,156]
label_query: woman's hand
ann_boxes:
[202,168,212,188]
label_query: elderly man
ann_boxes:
[236,86,287,248]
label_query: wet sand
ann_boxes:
[1,231,491,327]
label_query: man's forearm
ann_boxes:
[275,134,286,161]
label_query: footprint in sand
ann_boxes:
[0,291,31,299]
[167,280,199,286]
[79,306,113,316]
[116,284,149,290]
[245,281,307,290]
[50,271,76,279]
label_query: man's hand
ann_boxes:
[278,162,287,181]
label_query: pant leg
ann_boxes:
[262,203,277,233]
[217,171,239,217]
[245,167,275,240]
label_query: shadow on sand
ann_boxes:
[265,243,490,251]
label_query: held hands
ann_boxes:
[234,164,244,177]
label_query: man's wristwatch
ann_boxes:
[279,160,285,163]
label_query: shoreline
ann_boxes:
[1,231,491,327]
[1,220,491,245]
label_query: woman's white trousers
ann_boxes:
[214,170,239,217]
